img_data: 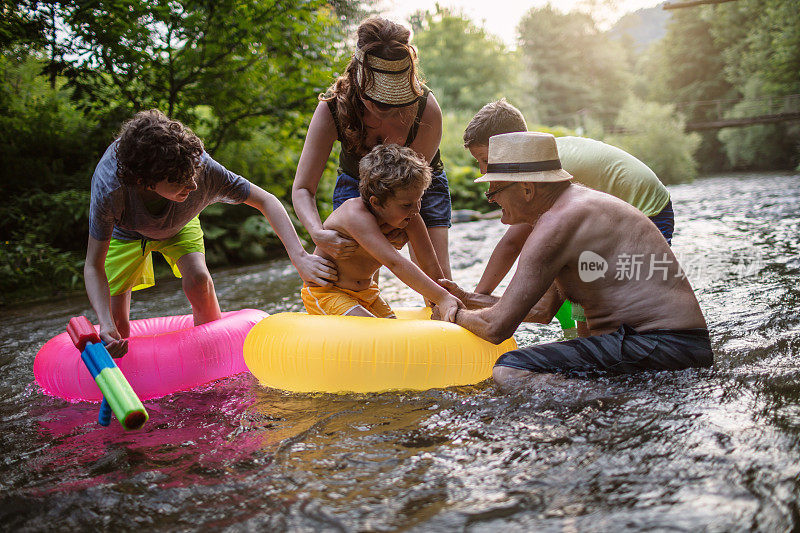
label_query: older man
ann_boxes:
[463,99,675,338]
[437,132,712,387]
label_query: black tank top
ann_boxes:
[326,87,444,178]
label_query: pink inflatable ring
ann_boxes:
[34,309,268,401]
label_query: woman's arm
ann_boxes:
[292,101,358,260]
[405,215,443,281]
[408,92,443,164]
[245,184,337,286]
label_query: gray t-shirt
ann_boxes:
[89,141,251,241]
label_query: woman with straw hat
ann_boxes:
[292,16,452,279]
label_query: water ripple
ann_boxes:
[1,173,799,530]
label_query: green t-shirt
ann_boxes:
[555,136,670,217]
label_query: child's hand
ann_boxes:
[99,325,128,358]
[313,229,358,260]
[437,279,473,307]
[296,252,338,286]
[432,293,464,323]
[384,228,409,250]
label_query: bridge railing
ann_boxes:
[538,94,800,133]
[676,94,800,122]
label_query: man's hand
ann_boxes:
[99,324,128,358]
[384,228,409,250]
[431,293,465,323]
[437,279,474,308]
[313,229,358,260]
[295,252,338,286]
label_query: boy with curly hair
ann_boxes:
[86,110,336,357]
[301,144,462,320]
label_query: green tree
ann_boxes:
[710,0,800,96]
[517,6,633,128]
[0,1,46,51]
[605,97,701,184]
[409,6,518,113]
[632,0,799,171]
[709,0,800,170]
[0,53,96,301]
[717,78,799,169]
[636,8,734,171]
[639,8,732,115]
[45,0,345,151]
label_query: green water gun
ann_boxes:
[554,301,578,340]
[67,316,148,430]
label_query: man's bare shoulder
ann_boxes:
[548,184,641,229]
[573,184,642,212]
[534,185,595,234]
[548,184,656,259]
[525,185,631,260]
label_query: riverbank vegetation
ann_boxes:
[1,0,798,302]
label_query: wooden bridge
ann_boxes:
[678,94,800,131]
[553,93,800,134]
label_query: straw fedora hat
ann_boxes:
[355,47,421,107]
[474,132,573,183]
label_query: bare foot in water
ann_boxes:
[492,366,562,391]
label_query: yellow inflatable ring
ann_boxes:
[243,307,517,393]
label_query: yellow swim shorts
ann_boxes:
[301,281,395,318]
[105,216,205,296]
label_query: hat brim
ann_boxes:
[364,70,421,107]
[474,168,573,183]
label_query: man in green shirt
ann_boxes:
[463,99,675,337]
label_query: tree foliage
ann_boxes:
[634,8,733,172]
[516,6,632,128]
[710,0,800,96]
[409,6,517,113]
[606,97,701,184]
[635,0,799,171]
[31,0,344,152]
[708,0,800,170]
[717,79,799,169]
[639,8,732,114]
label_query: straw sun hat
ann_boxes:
[355,46,421,107]
[474,132,573,183]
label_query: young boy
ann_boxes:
[462,99,674,336]
[86,110,337,357]
[300,144,462,320]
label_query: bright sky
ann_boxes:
[378,0,664,46]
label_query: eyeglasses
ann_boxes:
[485,182,518,202]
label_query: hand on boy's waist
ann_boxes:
[313,229,358,259]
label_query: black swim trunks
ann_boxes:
[496,324,713,374]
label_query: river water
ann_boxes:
[1,173,798,531]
